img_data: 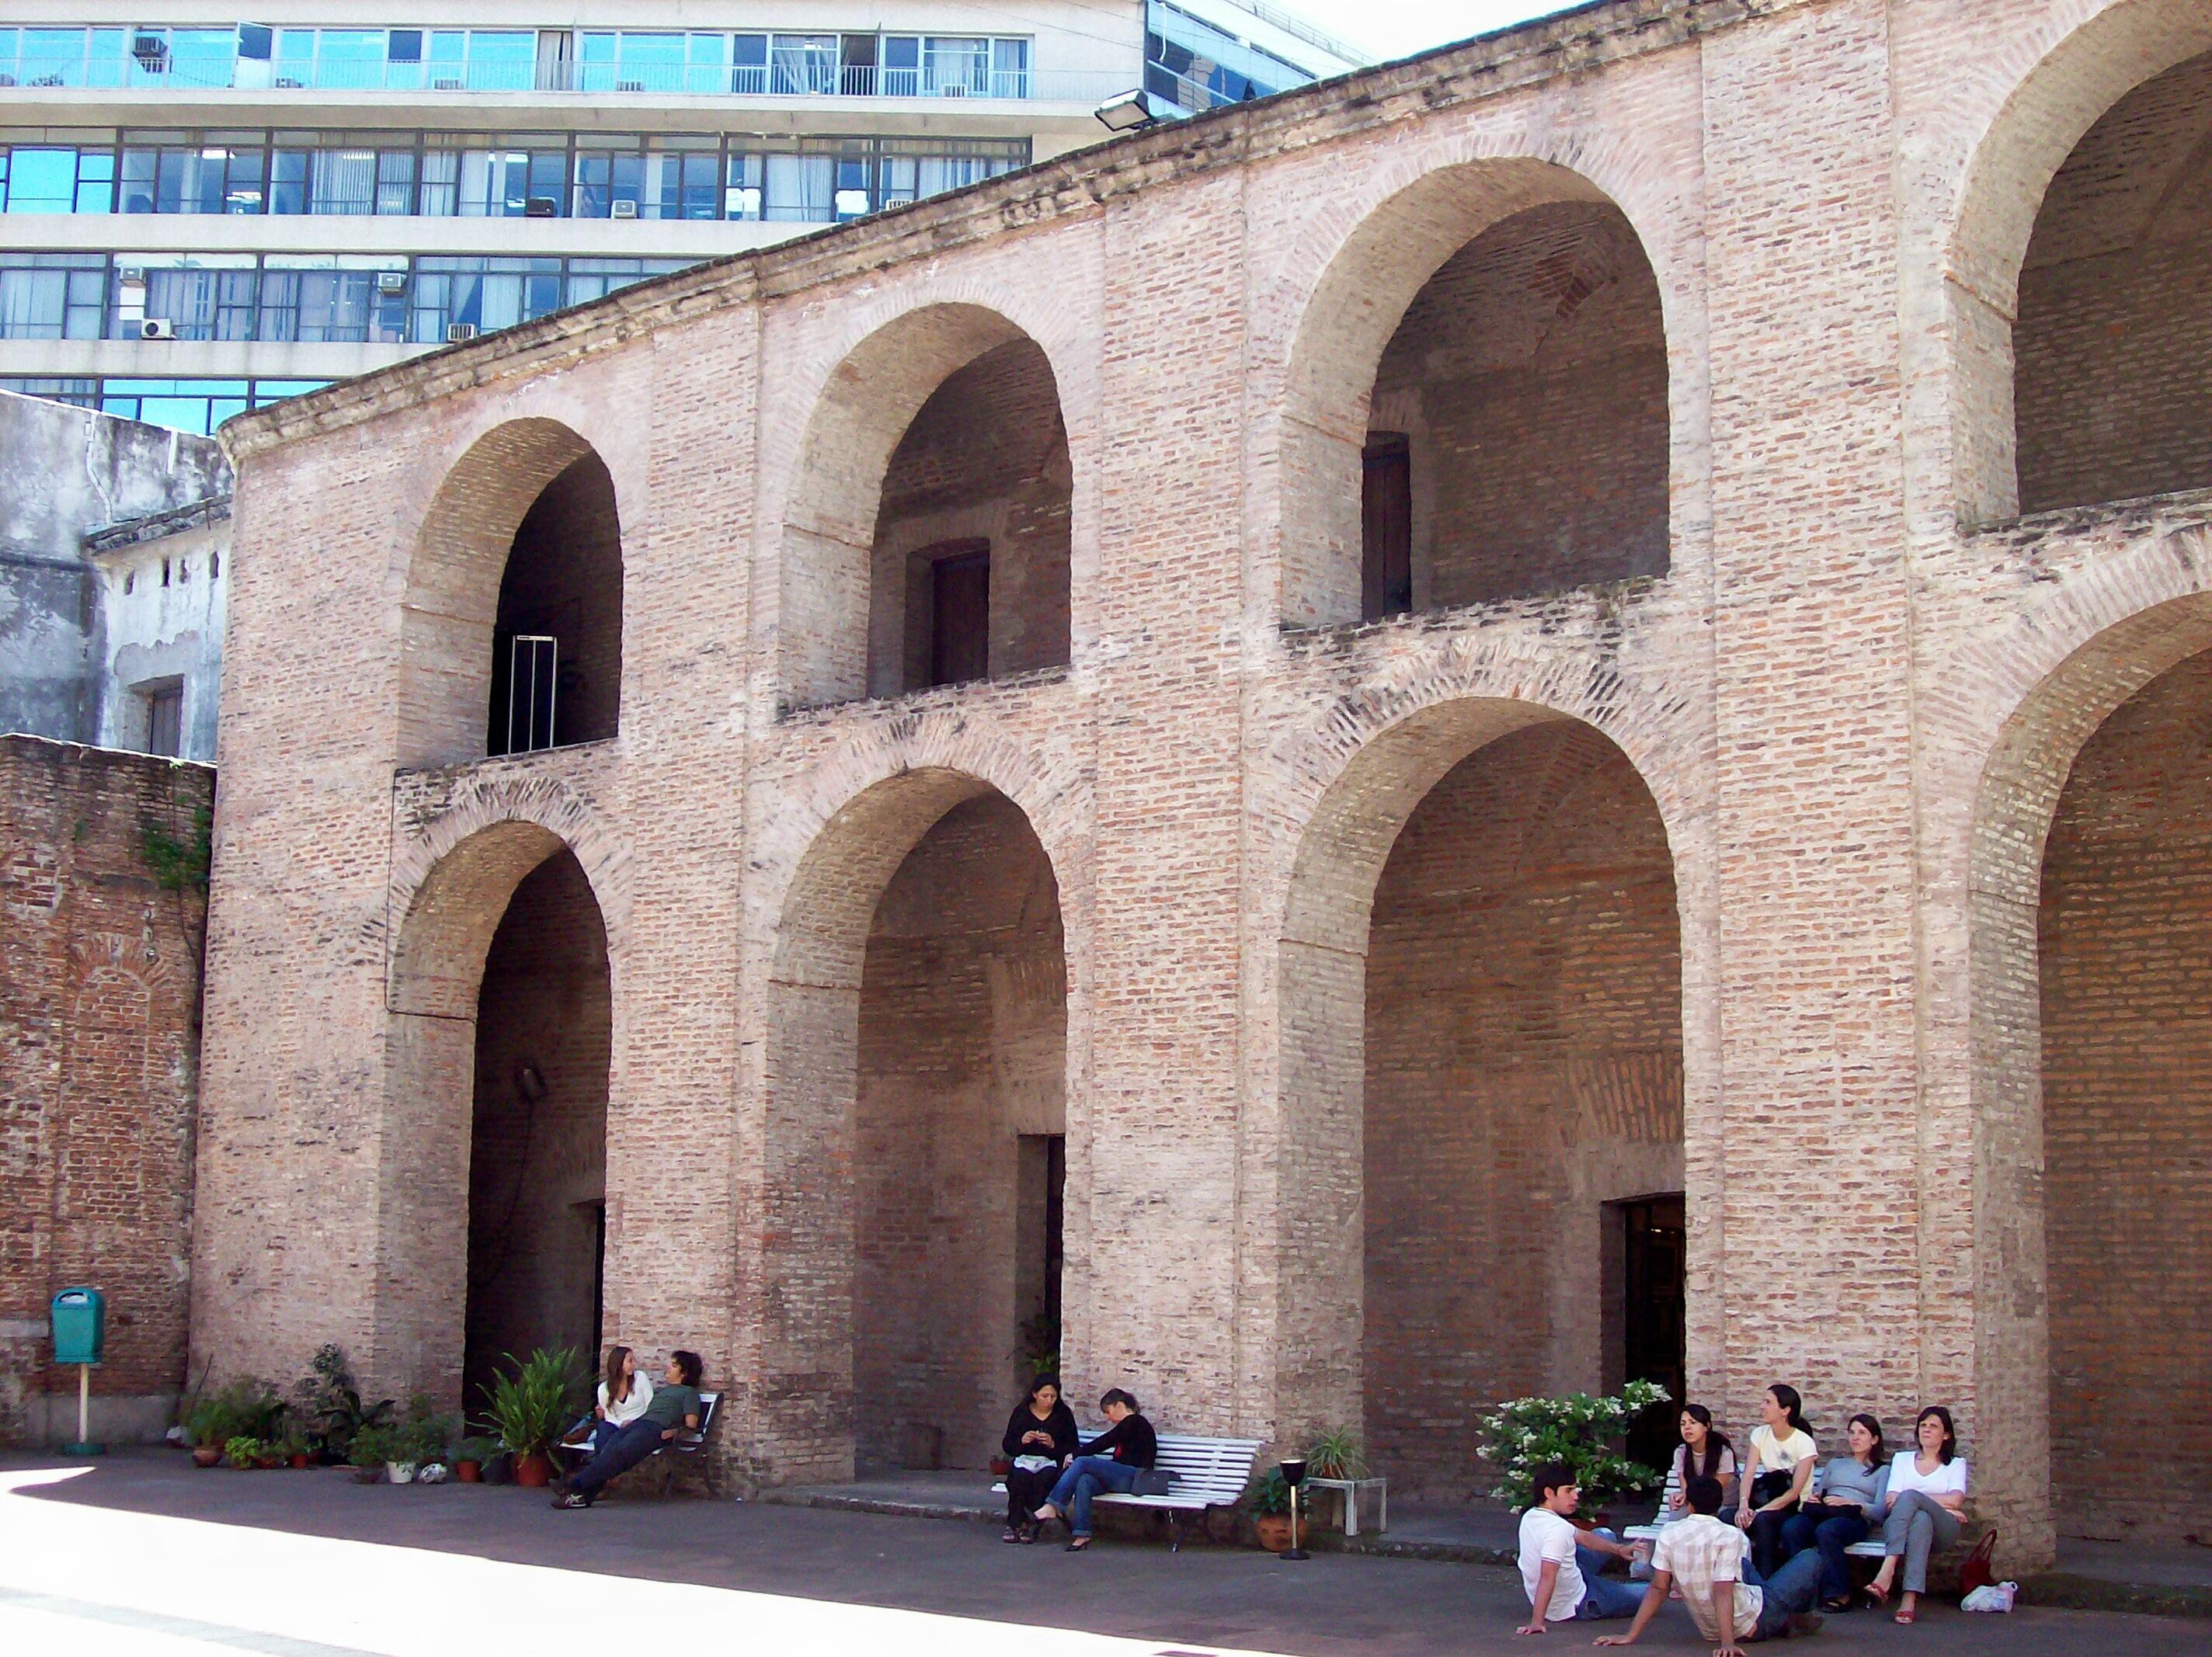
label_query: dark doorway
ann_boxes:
[1617,1193,1686,1476]
[1017,1134,1065,1377]
[1362,432,1412,620]
[485,452,622,755]
[930,547,991,686]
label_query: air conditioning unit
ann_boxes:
[138,318,176,341]
[524,196,558,218]
[445,322,478,343]
[117,266,147,287]
[609,199,637,219]
[433,77,463,90]
[374,271,407,293]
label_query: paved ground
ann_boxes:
[2,1450,2203,1656]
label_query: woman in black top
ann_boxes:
[1034,1388,1157,1551]
[1000,1373,1080,1543]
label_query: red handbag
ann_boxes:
[1959,1528,1999,1598]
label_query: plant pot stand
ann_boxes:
[1309,1476,1388,1537]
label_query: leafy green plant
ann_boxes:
[479,1348,586,1463]
[455,1436,500,1466]
[223,1435,263,1469]
[1019,1310,1060,1378]
[295,1344,393,1461]
[1246,1468,1292,1516]
[398,1397,458,1466]
[1306,1426,1368,1481]
[1478,1381,1671,1511]
[139,804,211,895]
[350,1423,401,1470]
[186,1379,285,1449]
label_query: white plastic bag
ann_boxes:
[1960,1581,2018,1613]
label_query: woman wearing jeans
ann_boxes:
[1868,1406,1969,1626]
[1780,1413,1888,1610]
[1033,1388,1155,1552]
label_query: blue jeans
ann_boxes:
[567,1418,666,1497]
[1741,1546,1824,1640]
[1043,1455,1138,1537]
[1779,1508,1870,1603]
[1571,1530,1646,1621]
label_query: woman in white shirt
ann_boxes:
[591,1344,654,1453]
[1734,1383,1817,1578]
[1868,1405,1967,1626]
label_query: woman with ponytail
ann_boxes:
[1735,1383,1817,1577]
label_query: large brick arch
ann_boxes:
[1945,0,2212,523]
[398,415,625,767]
[375,794,624,1400]
[1268,146,1687,627]
[748,715,1087,1482]
[774,301,1075,710]
[1259,655,1703,1443]
[1956,526,2212,1552]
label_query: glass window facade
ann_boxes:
[0,130,1028,221]
[0,374,327,434]
[1144,2,1321,116]
[0,25,1033,98]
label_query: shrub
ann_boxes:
[398,1396,459,1466]
[185,1379,286,1450]
[223,1435,263,1469]
[350,1423,401,1470]
[1246,1468,1292,1516]
[479,1348,586,1462]
[294,1343,393,1462]
[1478,1380,1671,1511]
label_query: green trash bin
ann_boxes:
[50,1287,104,1455]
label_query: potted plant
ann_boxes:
[1478,1380,1671,1523]
[1303,1426,1386,1534]
[399,1398,457,1481]
[294,1344,394,1468]
[183,1395,238,1468]
[454,1436,498,1484]
[349,1423,396,1484]
[480,1347,585,1489]
[280,1425,314,1469]
[224,1435,263,1471]
[1247,1468,1295,1553]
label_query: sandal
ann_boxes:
[1002,1527,1024,1544]
[1894,1610,1916,1625]
[1863,1582,1890,1609]
[1066,1536,1092,1552]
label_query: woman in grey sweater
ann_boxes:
[1779,1413,1889,1610]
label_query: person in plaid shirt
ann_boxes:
[1594,1475,1825,1653]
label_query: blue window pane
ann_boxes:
[5,150,78,214]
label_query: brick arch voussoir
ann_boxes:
[1956,523,2212,904]
[1265,640,1702,954]
[759,711,1088,989]
[387,774,630,1019]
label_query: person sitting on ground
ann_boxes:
[579,1343,654,1457]
[1736,1384,1817,1578]
[1512,1461,1643,1634]
[1662,1405,1740,1521]
[1000,1372,1080,1544]
[1865,1405,1968,1627]
[1594,1474,1824,1653]
[1780,1413,1888,1611]
[552,1350,701,1509]
[1031,1387,1155,1552]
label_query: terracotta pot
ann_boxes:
[455,1460,482,1483]
[988,1456,1014,1477]
[289,1452,312,1469]
[512,1452,553,1489]
[1255,1513,1295,1553]
[192,1445,223,1468]
[255,1454,283,1470]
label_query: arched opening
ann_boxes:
[486,454,624,755]
[1273,700,1683,1484]
[760,769,1066,1482]
[1278,162,1670,627]
[2036,647,2212,1541]
[2015,47,2212,512]
[781,306,1072,710]
[461,847,611,1412]
[869,339,1072,697]
[401,419,623,768]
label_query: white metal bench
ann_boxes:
[558,1389,720,1478]
[993,1429,1264,1551]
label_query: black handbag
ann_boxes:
[1131,1468,1174,1496]
[1749,1470,1796,1508]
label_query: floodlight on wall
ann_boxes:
[1094,89,1157,133]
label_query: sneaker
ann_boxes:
[553,1492,590,1510]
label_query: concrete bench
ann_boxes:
[994,1429,1264,1551]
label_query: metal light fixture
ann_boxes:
[1093,88,1156,133]
[1278,1455,1310,1560]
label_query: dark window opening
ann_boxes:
[485,453,622,755]
[929,544,990,687]
[143,682,183,757]
[1362,431,1412,620]
[1611,1193,1686,1477]
[1017,1134,1065,1374]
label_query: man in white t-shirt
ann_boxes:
[1595,1475,1824,1653]
[1514,1462,1643,1634]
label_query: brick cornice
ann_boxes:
[221,0,1786,461]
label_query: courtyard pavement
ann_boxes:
[2,1450,2204,1656]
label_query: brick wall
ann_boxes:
[1365,723,1682,1495]
[854,794,1065,1470]
[871,338,1073,694]
[2039,647,2212,1542]
[2015,50,2212,512]
[462,847,610,1412]
[0,736,207,1444]
[492,454,624,749]
[1372,200,1670,606]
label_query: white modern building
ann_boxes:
[0,3,1367,433]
